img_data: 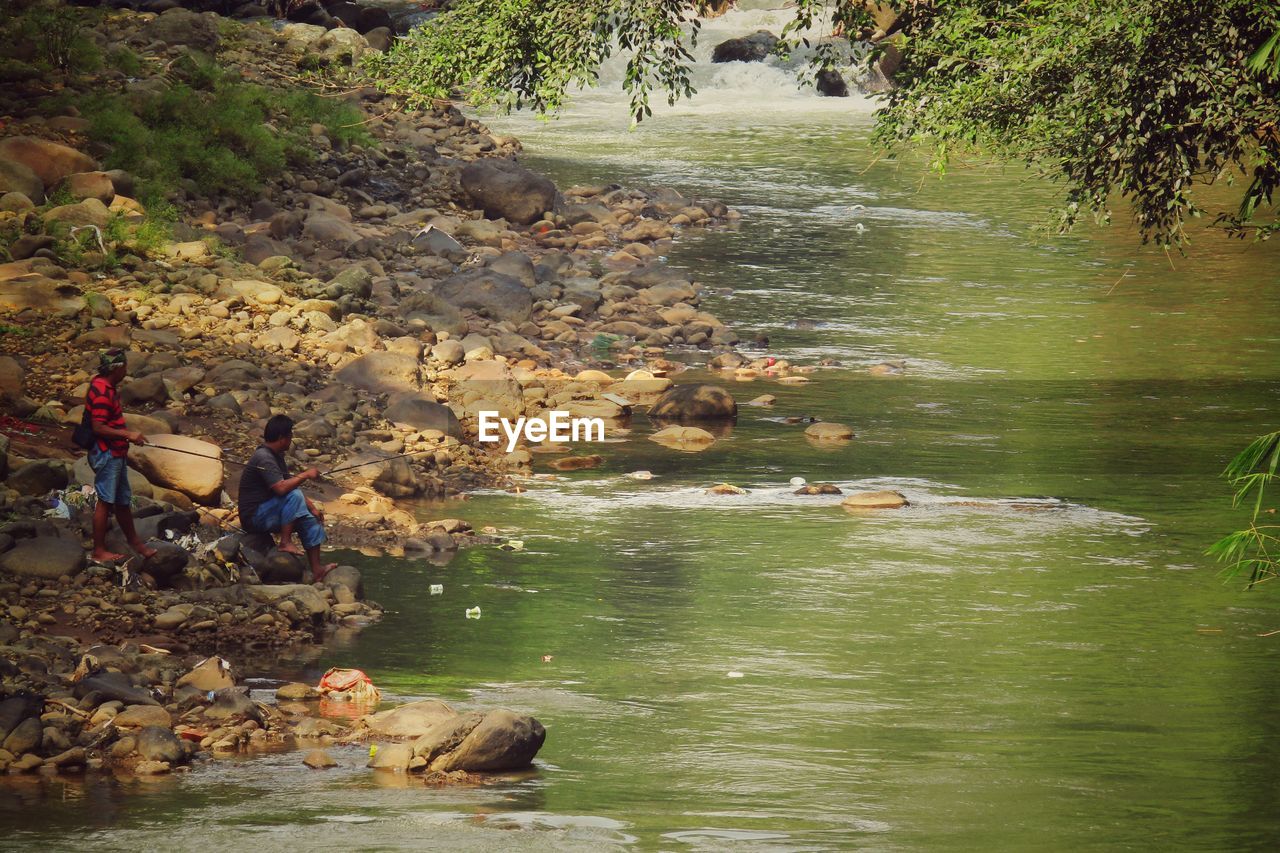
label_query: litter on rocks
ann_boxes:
[317,667,380,704]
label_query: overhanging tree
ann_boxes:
[366,0,1280,245]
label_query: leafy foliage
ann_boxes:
[0,0,100,73]
[365,0,709,120]
[71,65,370,199]
[1209,431,1280,587]
[369,0,1279,244]
[870,0,1280,244]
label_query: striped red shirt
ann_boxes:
[86,375,127,457]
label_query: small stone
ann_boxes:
[303,749,337,769]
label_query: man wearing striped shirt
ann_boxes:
[87,349,157,564]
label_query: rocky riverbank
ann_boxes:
[0,1,768,779]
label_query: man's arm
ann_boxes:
[91,418,145,445]
[269,467,320,496]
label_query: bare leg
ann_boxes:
[278,519,303,555]
[306,546,337,582]
[92,501,127,562]
[115,505,157,558]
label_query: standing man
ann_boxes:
[87,348,157,563]
[237,414,335,581]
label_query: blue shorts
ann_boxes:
[89,446,131,506]
[252,490,326,549]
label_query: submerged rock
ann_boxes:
[842,491,909,510]
[649,383,737,421]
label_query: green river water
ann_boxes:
[7,14,1280,849]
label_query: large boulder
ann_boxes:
[816,69,849,97]
[335,351,421,394]
[0,159,44,203]
[0,537,85,580]
[129,435,224,505]
[44,198,112,229]
[145,8,221,53]
[711,30,779,63]
[648,384,737,421]
[435,269,533,323]
[383,393,462,437]
[358,699,457,738]
[238,534,307,584]
[429,709,546,772]
[460,159,558,225]
[6,459,68,496]
[135,725,184,764]
[0,136,97,190]
[0,260,82,313]
[0,356,23,401]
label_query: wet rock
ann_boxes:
[324,565,364,599]
[303,748,336,768]
[204,688,262,723]
[277,682,318,702]
[367,741,412,771]
[816,69,849,97]
[460,158,558,225]
[711,29,779,62]
[430,709,546,772]
[649,384,737,421]
[705,483,747,496]
[550,455,603,471]
[135,760,171,775]
[130,435,224,505]
[435,269,534,323]
[804,422,854,441]
[0,536,84,580]
[1,717,41,755]
[358,699,456,738]
[135,725,184,764]
[795,483,842,495]
[648,425,716,451]
[842,491,909,510]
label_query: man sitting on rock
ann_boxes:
[87,348,157,564]
[238,414,335,581]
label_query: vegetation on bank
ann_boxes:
[0,1,372,269]
[368,0,1279,246]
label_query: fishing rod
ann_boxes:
[125,441,440,479]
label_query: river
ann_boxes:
[8,4,1280,849]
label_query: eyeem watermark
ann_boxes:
[477,411,605,452]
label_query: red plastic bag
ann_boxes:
[317,667,380,703]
